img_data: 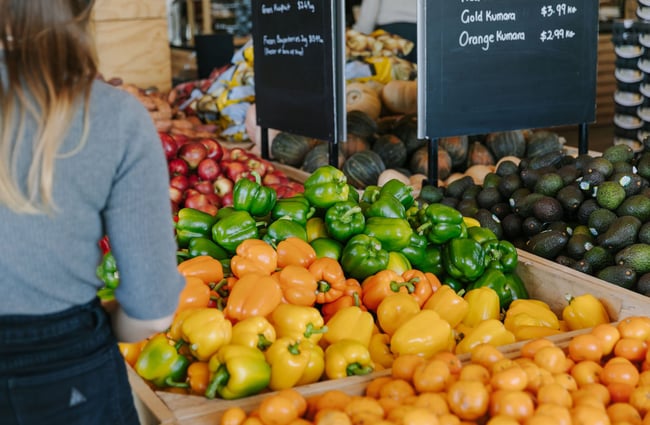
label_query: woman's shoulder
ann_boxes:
[89,79,151,119]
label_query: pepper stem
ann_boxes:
[340,206,362,222]
[389,280,416,293]
[318,281,331,293]
[251,170,262,185]
[352,292,360,307]
[164,377,190,389]
[205,364,229,399]
[303,323,328,338]
[346,363,374,376]
[257,334,272,351]
[416,222,432,234]
[288,342,301,355]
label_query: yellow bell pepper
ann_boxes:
[455,319,515,355]
[324,339,374,379]
[503,299,560,333]
[176,308,233,361]
[512,325,563,341]
[390,310,454,358]
[322,306,374,348]
[368,332,395,369]
[230,316,277,351]
[265,337,325,390]
[270,304,328,345]
[462,287,500,328]
[423,285,469,328]
[376,293,420,336]
[562,293,610,331]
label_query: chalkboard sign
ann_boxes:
[251,0,345,143]
[418,0,599,138]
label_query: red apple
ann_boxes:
[173,134,190,147]
[168,158,189,176]
[203,192,221,207]
[184,193,218,216]
[262,170,289,187]
[193,180,215,195]
[187,174,200,188]
[200,138,224,162]
[213,176,234,197]
[221,192,233,207]
[159,132,179,160]
[222,160,248,182]
[197,158,221,181]
[246,158,268,176]
[169,186,185,204]
[178,141,208,169]
[229,147,250,162]
[184,188,200,199]
[169,174,190,192]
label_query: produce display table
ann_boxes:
[128,249,650,425]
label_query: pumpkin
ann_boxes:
[302,143,345,173]
[372,134,407,169]
[439,136,469,169]
[270,132,316,166]
[341,133,371,157]
[467,141,495,167]
[342,151,386,189]
[465,164,495,185]
[381,80,417,114]
[526,130,563,158]
[347,110,378,141]
[346,82,382,120]
[392,113,426,154]
[409,145,452,181]
[377,115,402,134]
[485,130,527,160]
[378,169,410,187]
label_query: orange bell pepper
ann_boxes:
[176,276,211,314]
[360,270,407,312]
[224,273,283,322]
[276,237,317,268]
[401,269,441,307]
[309,257,347,304]
[177,255,224,283]
[118,340,147,368]
[320,278,365,322]
[273,265,318,306]
[187,361,211,396]
[230,239,278,278]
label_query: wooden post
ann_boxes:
[186,0,196,45]
[201,0,213,34]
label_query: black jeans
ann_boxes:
[0,299,140,425]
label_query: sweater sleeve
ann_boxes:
[102,95,185,321]
[353,0,380,34]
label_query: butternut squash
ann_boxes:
[381,80,417,114]
[346,82,382,120]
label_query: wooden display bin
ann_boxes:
[128,249,650,425]
[91,0,172,92]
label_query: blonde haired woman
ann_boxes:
[0,1,184,423]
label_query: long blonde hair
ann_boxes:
[0,0,97,214]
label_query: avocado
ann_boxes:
[639,222,650,244]
[577,199,600,225]
[578,170,605,195]
[498,173,523,198]
[635,272,650,296]
[535,173,565,196]
[482,172,501,190]
[445,176,475,199]
[615,243,650,274]
[582,245,614,272]
[532,196,564,222]
[566,233,595,259]
[544,221,570,234]
[636,152,650,179]
[612,160,635,175]
[556,256,592,274]
[474,209,503,239]
[588,208,618,236]
[418,184,444,204]
[523,216,544,236]
[587,157,614,178]
[556,165,581,185]
[496,160,519,177]
[502,213,523,239]
[597,265,638,290]
[617,194,650,222]
[456,198,479,217]
[556,184,585,216]
[596,215,641,252]
[574,154,594,173]
[526,229,569,259]
[520,168,541,190]
[528,151,564,170]
[477,187,503,209]
[572,225,593,237]
[602,144,635,163]
[596,180,627,210]
[613,173,649,197]
[509,188,531,205]
[461,184,482,201]
[513,193,545,218]
[490,202,511,220]
[440,197,459,209]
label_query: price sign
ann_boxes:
[418,0,598,138]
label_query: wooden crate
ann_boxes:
[91,0,172,92]
[129,249,650,425]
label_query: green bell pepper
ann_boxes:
[347,184,360,203]
[442,237,486,282]
[188,237,229,260]
[412,245,444,276]
[340,234,389,280]
[379,179,415,209]
[417,203,467,245]
[324,201,365,242]
[386,251,412,275]
[362,217,413,252]
[465,267,512,309]
[212,210,261,253]
[175,207,218,248]
[96,251,119,290]
[233,173,277,217]
[363,194,407,219]
[360,185,381,204]
[310,237,343,260]
[215,206,236,220]
[271,195,315,227]
[303,165,350,209]
[504,271,529,304]
[482,239,518,273]
[262,217,308,247]
[441,275,465,293]
[134,333,189,389]
[400,233,428,269]
[205,345,271,400]
[467,226,498,245]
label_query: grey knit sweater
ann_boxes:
[0,73,185,320]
